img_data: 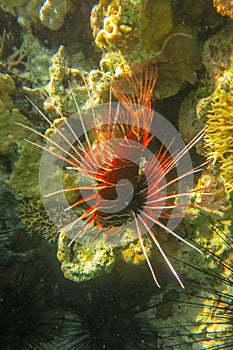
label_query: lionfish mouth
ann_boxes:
[17,62,205,288]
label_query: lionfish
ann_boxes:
[18,62,205,288]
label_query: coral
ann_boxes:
[43,45,70,114]
[120,228,152,264]
[39,0,69,31]
[0,14,53,88]
[0,73,42,200]
[0,0,42,28]
[91,0,174,55]
[155,231,233,349]
[43,45,91,115]
[17,201,59,242]
[91,0,139,52]
[180,167,233,269]
[91,0,219,98]
[42,45,109,117]
[203,66,233,192]
[178,91,205,154]
[213,0,233,19]
[57,231,116,282]
[153,32,200,98]
[178,22,233,154]
[16,17,53,87]
[1,0,233,347]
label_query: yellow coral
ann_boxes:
[120,228,152,264]
[213,0,233,19]
[204,67,233,192]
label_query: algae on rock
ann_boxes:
[57,231,116,282]
[0,73,41,200]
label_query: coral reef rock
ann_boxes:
[91,0,220,98]
[39,0,69,31]
[57,231,116,282]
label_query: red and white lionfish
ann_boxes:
[18,62,205,288]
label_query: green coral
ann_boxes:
[202,21,233,82]
[17,17,52,87]
[178,22,233,153]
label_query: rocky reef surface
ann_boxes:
[0,1,233,349]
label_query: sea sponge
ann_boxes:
[91,0,173,55]
[91,0,139,52]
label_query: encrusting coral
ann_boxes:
[91,0,220,98]
[120,228,152,265]
[1,1,233,348]
[57,231,116,282]
[42,45,109,118]
[0,73,41,200]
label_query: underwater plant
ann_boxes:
[18,62,205,288]
[0,260,63,350]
